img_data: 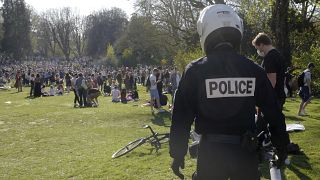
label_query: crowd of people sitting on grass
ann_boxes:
[0,56,182,109]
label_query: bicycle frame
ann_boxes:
[112,125,169,158]
[143,125,169,151]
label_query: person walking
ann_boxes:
[169,4,289,179]
[298,63,315,116]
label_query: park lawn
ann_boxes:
[0,86,319,180]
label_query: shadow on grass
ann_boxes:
[283,106,289,112]
[122,147,163,158]
[151,111,171,127]
[25,96,35,99]
[286,115,306,122]
[286,152,312,180]
[309,114,320,121]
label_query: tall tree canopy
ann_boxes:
[1,0,31,59]
[85,8,128,57]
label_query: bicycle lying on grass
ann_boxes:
[112,125,169,158]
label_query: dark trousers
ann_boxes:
[193,138,259,180]
[278,98,286,111]
[78,88,87,107]
[30,84,34,97]
[74,89,80,104]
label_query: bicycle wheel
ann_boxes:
[112,138,145,158]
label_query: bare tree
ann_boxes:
[46,8,75,61]
[72,14,87,57]
[136,0,200,49]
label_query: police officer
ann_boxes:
[169,4,290,180]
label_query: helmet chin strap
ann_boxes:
[214,42,233,49]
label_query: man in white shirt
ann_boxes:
[149,68,164,113]
[298,63,315,116]
[111,86,121,102]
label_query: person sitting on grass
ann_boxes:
[49,85,55,96]
[41,85,50,97]
[111,86,121,102]
[120,88,127,103]
[103,82,111,96]
[56,84,64,96]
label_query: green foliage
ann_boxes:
[115,15,168,65]
[1,0,32,59]
[239,0,273,34]
[173,48,203,72]
[160,59,168,66]
[106,44,117,66]
[86,8,128,57]
[119,48,136,67]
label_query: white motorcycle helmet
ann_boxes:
[197,4,243,54]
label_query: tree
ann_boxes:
[119,48,135,66]
[1,0,32,59]
[271,0,291,66]
[85,8,128,57]
[288,0,320,54]
[115,15,169,65]
[106,44,117,66]
[47,8,75,61]
[238,0,273,56]
[136,0,200,50]
[72,14,87,57]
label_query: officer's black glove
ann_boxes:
[276,147,288,168]
[171,157,185,179]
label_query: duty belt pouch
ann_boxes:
[241,131,258,153]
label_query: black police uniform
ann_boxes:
[169,45,290,180]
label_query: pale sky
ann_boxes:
[25,0,135,17]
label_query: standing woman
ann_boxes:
[34,74,42,97]
[15,70,23,92]
[65,73,72,93]
[71,74,80,107]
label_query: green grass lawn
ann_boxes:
[0,86,319,179]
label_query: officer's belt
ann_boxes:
[202,134,241,145]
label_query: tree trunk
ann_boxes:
[271,0,291,67]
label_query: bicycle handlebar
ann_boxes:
[142,124,157,137]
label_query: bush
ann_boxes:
[173,48,203,72]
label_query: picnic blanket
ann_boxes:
[286,123,305,132]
